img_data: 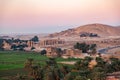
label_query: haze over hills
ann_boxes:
[0,33,49,40]
[1,23,120,40]
[49,23,120,37]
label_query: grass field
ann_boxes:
[0,51,80,79]
[0,51,80,70]
[0,51,48,70]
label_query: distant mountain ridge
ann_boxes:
[49,23,120,37]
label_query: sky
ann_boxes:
[0,0,120,34]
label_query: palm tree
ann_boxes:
[95,57,106,68]
[64,72,73,80]
[46,58,57,67]
[44,66,63,80]
[90,67,106,80]
[91,48,97,55]
[30,65,42,80]
[24,58,34,71]
[109,57,120,72]
[60,65,70,76]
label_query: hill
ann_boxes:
[0,33,49,40]
[49,23,120,37]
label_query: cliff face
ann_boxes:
[49,23,120,37]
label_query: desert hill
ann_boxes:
[49,23,120,37]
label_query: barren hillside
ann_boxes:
[48,23,120,37]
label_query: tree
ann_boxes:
[30,64,42,80]
[13,38,21,43]
[74,42,80,49]
[23,56,120,80]
[64,72,74,80]
[0,39,4,50]
[91,48,97,55]
[46,58,57,67]
[95,57,106,68]
[74,42,89,53]
[55,48,62,57]
[90,44,96,50]
[18,44,27,51]
[11,44,17,50]
[108,57,120,72]
[90,67,106,80]
[31,36,39,42]
[44,58,63,80]
[40,50,47,55]
[74,42,97,54]
[31,47,35,50]
[24,58,34,71]
[60,65,70,76]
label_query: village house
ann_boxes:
[2,40,11,50]
[45,47,61,57]
[62,48,82,58]
[45,47,83,58]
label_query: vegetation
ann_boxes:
[40,49,47,55]
[0,51,48,70]
[74,42,97,54]
[80,32,98,37]
[30,36,39,42]
[0,38,28,51]
[0,51,78,70]
[0,39,4,51]
[22,56,120,80]
[0,51,77,80]
[11,44,28,51]
[0,51,120,80]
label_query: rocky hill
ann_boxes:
[49,23,120,37]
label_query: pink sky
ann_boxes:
[0,0,120,34]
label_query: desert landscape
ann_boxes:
[0,0,120,80]
[0,23,120,80]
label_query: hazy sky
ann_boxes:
[0,0,120,34]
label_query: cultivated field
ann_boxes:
[0,51,79,79]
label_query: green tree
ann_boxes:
[40,49,47,55]
[90,44,96,50]
[46,58,57,67]
[24,58,34,71]
[74,42,89,53]
[90,67,106,80]
[64,72,74,80]
[31,46,35,50]
[95,57,106,68]
[11,44,17,50]
[30,64,43,80]
[91,48,97,55]
[31,36,39,42]
[0,41,4,51]
[44,58,63,80]
[108,57,120,72]
[60,65,70,76]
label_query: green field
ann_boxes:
[0,51,48,79]
[0,51,80,79]
[0,51,49,70]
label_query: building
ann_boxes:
[27,40,34,47]
[40,38,65,47]
[62,49,82,58]
[2,40,11,50]
[46,47,61,57]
